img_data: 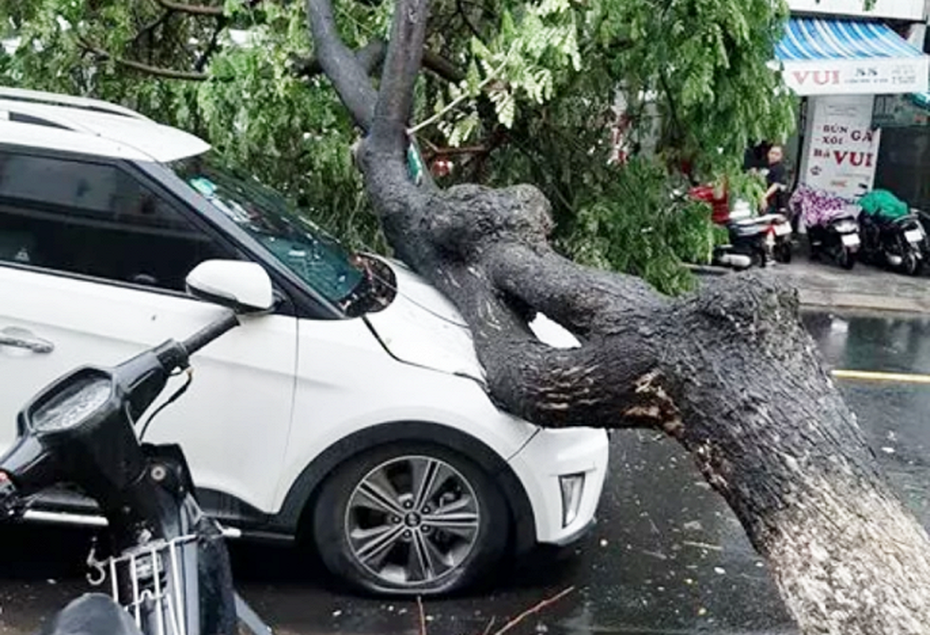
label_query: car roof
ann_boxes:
[0,87,210,163]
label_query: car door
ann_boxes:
[0,149,298,517]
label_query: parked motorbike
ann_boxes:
[789,184,861,270]
[0,260,275,635]
[859,210,928,275]
[806,216,861,270]
[689,187,792,268]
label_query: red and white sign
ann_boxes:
[782,57,929,96]
[800,95,881,199]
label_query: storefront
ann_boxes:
[775,16,930,201]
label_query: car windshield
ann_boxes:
[171,155,365,307]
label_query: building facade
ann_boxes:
[780,0,930,206]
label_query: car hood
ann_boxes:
[364,258,580,382]
[364,258,487,382]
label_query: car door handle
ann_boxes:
[0,333,55,354]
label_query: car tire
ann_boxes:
[311,442,510,596]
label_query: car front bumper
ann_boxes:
[507,426,609,546]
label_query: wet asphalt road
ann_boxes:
[2,308,930,635]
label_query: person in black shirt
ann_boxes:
[761,144,789,215]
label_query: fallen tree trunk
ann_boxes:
[306,0,930,631]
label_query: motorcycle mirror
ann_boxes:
[185,260,275,313]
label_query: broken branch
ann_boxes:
[490,586,574,635]
[416,596,426,635]
[78,39,208,81]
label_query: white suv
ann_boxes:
[0,88,608,595]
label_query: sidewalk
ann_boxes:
[769,257,930,314]
[689,255,930,314]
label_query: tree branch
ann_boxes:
[132,9,173,46]
[371,0,431,134]
[421,49,465,83]
[408,50,509,134]
[305,0,379,129]
[78,39,208,81]
[490,587,574,635]
[196,16,228,71]
[294,43,464,84]
[156,0,224,16]
[455,0,483,41]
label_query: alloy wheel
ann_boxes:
[344,455,481,587]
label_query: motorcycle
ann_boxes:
[789,184,861,270]
[859,211,927,275]
[688,186,792,268]
[856,188,928,276]
[0,260,275,635]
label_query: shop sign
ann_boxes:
[801,95,881,198]
[782,57,929,96]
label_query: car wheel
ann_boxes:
[312,442,510,595]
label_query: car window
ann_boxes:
[0,152,231,291]
[171,156,366,307]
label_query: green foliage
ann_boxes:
[559,158,720,295]
[0,0,386,253]
[0,0,801,292]
[727,169,768,208]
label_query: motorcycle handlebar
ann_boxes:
[181,311,240,358]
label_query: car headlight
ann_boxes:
[30,375,112,433]
[559,473,586,527]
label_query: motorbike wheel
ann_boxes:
[837,248,856,270]
[774,242,792,264]
[903,252,922,276]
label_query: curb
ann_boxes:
[685,264,930,314]
[796,289,930,314]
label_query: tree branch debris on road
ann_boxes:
[414,587,574,635]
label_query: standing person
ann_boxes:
[761,144,790,216]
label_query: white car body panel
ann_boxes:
[0,102,210,162]
[0,265,297,511]
[277,315,538,512]
[0,119,154,161]
[509,426,609,542]
[364,260,487,382]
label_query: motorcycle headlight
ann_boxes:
[30,374,112,433]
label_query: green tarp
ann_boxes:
[859,189,910,220]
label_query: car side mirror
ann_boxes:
[185,260,275,313]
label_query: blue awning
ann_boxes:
[775,18,929,96]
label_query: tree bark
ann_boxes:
[304,0,930,631]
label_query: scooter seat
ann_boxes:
[755,213,788,224]
[729,223,768,238]
[731,217,769,227]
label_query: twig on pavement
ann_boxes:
[489,586,575,635]
[481,615,497,635]
[417,595,426,635]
